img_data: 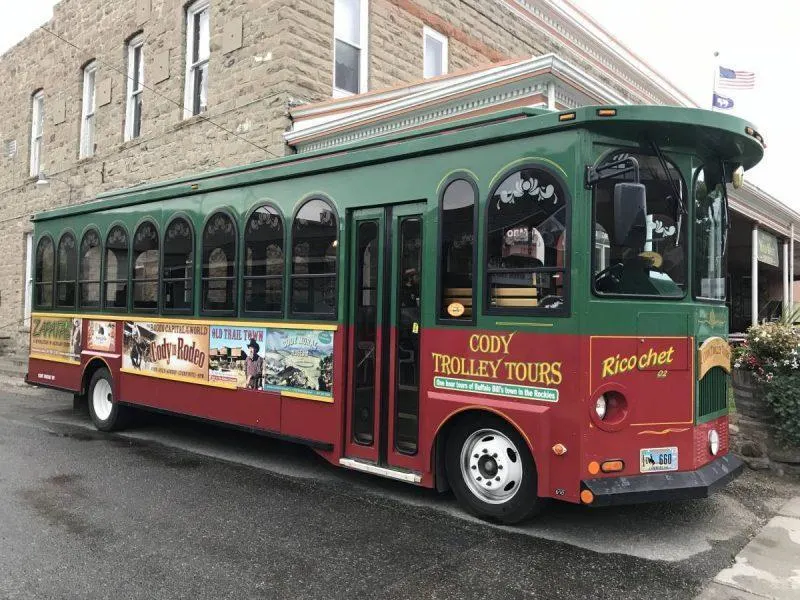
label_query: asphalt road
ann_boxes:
[1,377,798,600]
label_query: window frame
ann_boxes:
[436,173,478,325]
[332,0,369,98]
[422,26,448,79]
[589,147,689,301]
[200,208,238,317]
[131,219,161,313]
[483,162,571,318]
[78,227,103,310]
[184,0,210,118]
[692,164,728,304]
[242,201,285,318]
[289,196,339,321]
[29,89,44,176]
[103,223,131,312]
[34,234,55,310]
[79,61,97,159]
[55,230,78,310]
[161,214,196,315]
[125,34,144,141]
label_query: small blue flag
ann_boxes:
[712,93,734,110]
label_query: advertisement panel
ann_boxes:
[87,320,117,352]
[209,325,334,398]
[30,315,82,363]
[122,321,209,383]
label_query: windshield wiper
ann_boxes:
[649,138,687,246]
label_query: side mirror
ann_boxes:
[613,182,647,250]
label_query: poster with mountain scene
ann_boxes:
[262,329,334,398]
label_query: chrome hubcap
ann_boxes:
[460,428,523,504]
[92,379,113,421]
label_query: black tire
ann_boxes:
[446,414,541,524]
[87,368,130,432]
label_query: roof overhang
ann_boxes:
[285,54,629,153]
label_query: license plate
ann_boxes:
[640,446,678,473]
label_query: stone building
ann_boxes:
[0,0,795,353]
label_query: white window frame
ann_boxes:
[79,61,97,159]
[423,26,448,79]
[125,35,144,141]
[24,232,33,328]
[183,0,210,119]
[332,0,369,98]
[29,90,44,176]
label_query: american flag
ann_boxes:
[718,67,755,90]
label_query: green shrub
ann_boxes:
[764,373,800,446]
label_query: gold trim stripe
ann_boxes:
[280,390,334,404]
[31,312,338,331]
[120,367,236,389]
[29,352,80,366]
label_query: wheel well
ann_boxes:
[80,359,108,397]
[433,409,535,493]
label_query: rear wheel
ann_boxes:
[88,368,129,432]
[446,415,540,524]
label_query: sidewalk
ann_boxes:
[697,497,800,599]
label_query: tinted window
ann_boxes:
[244,205,283,314]
[202,211,236,313]
[439,179,475,320]
[163,218,194,312]
[56,233,77,308]
[486,167,567,312]
[79,229,101,308]
[133,221,159,311]
[35,236,54,308]
[104,226,129,309]
[290,199,338,317]
[694,166,726,300]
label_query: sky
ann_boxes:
[2,1,797,206]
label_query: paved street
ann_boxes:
[1,377,798,600]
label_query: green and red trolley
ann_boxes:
[27,105,764,523]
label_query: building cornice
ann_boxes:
[730,182,800,241]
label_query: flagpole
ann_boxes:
[711,51,719,111]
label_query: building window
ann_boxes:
[202,211,236,314]
[34,236,54,309]
[184,0,210,118]
[56,232,77,308]
[439,178,476,321]
[30,90,44,176]
[244,204,283,315]
[291,199,338,317]
[79,62,97,158]
[125,35,144,141]
[423,26,447,79]
[163,217,194,313]
[333,0,368,96]
[79,229,102,309]
[104,225,129,310]
[132,221,159,311]
[486,166,568,313]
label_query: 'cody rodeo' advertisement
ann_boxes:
[122,321,209,383]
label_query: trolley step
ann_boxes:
[339,458,422,484]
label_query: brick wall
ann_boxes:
[0,0,652,352]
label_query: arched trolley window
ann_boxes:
[439,178,477,321]
[56,232,77,308]
[34,236,55,309]
[244,204,284,315]
[163,217,194,312]
[104,225,129,310]
[485,165,568,313]
[202,211,237,314]
[290,198,338,318]
[79,229,101,309]
[133,220,160,311]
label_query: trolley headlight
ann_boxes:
[708,429,720,456]
[595,395,608,420]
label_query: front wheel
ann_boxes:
[446,415,540,524]
[88,368,130,432]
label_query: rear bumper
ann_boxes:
[581,453,744,507]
